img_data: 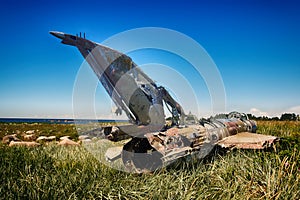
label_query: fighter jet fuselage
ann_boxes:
[50,31,278,173]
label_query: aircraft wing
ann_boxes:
[217,132,279,149]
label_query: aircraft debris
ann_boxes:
[50,31,279,173]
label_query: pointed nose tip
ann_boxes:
[49,31,65,39]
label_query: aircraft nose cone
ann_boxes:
[50,31,65,39]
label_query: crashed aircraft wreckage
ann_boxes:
[50,31,278,173]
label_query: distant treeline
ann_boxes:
[213,113,299,121]
[247,113,299,121]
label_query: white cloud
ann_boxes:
[249,106,300,118]
[249,108,268,117]
[286,105,300,114]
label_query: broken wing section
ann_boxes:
[217,132,279,149]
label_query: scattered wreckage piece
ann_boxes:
[2,134,20,144]
[9,141,40,147]
[217,132,279,149]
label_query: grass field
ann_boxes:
[0,121,299,199]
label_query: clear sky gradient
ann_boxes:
[0,0,299,118]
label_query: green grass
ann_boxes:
[0,121,299,199]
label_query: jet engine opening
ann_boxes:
[122,137,163,173]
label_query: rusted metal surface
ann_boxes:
[117,114,276,172]
[217,132,278,149]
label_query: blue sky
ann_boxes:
[0,0,299,118]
